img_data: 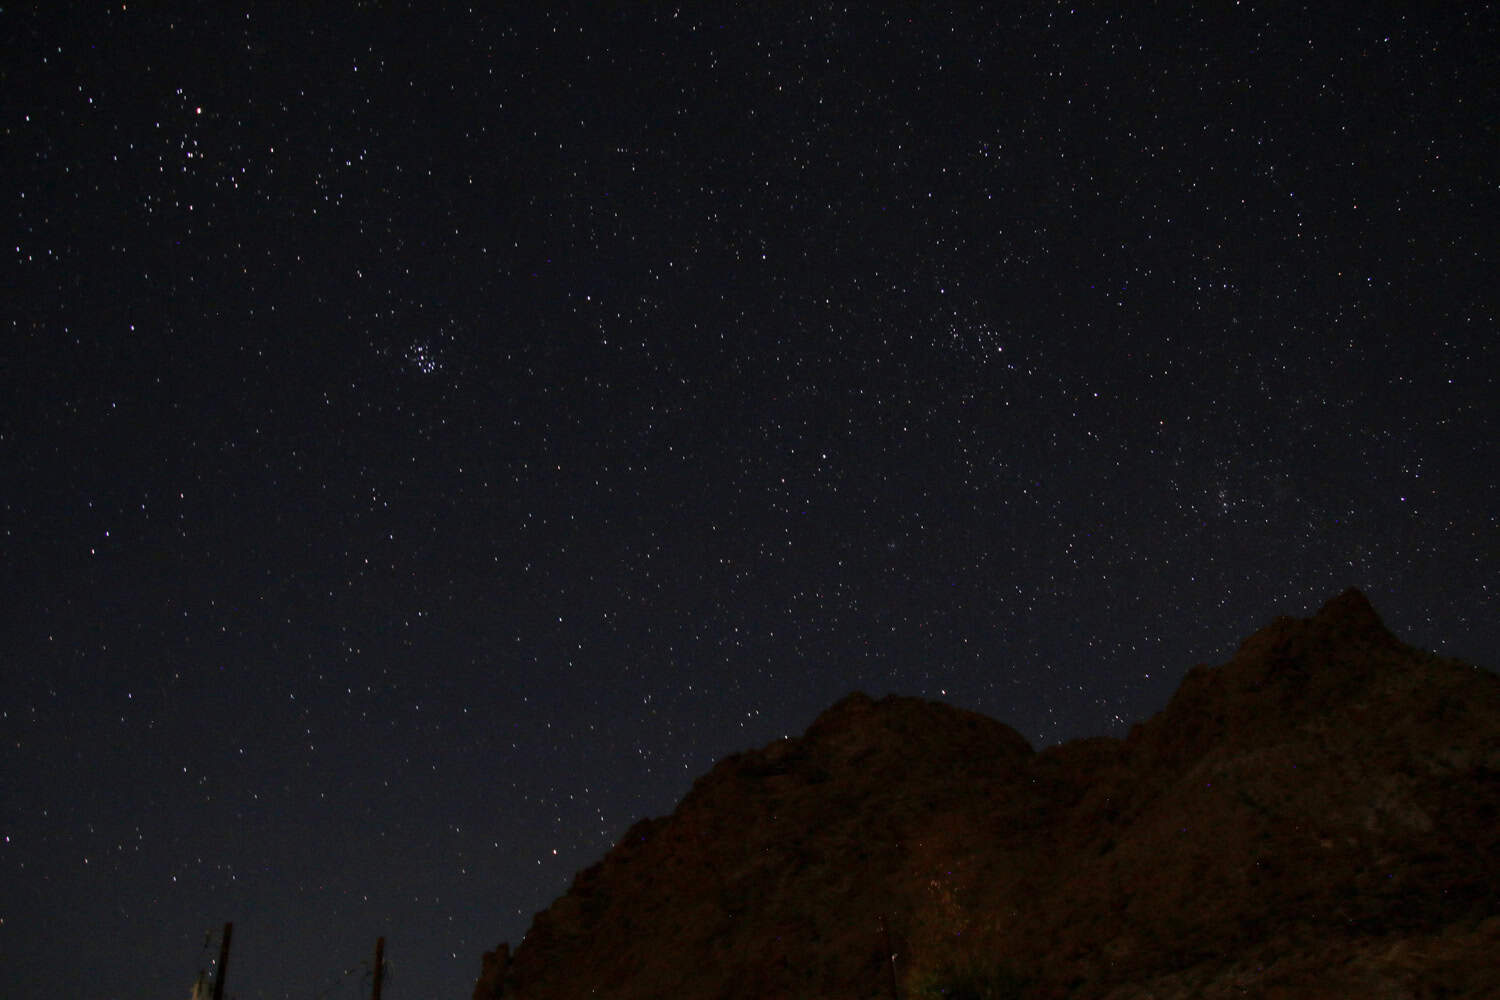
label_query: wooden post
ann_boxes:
[372,937,385,1000]
[211,922,233,1000]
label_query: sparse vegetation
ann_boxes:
[907,956,1028,1000]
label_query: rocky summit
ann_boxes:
[472,589,1499,998]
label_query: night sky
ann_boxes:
[5,5,1495,999]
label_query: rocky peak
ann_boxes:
[473,591,1499,999]
[1314,585,1389,634]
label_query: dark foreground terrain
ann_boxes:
[473,589,1499,998]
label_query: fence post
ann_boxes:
[372,937,385,1000]
[211,923,233,1000]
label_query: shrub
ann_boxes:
[907,957,1028,1000]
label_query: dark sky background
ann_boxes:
[4,5,1495,999]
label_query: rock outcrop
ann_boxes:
[473,589,1500,998]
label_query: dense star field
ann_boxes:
[4,6,1495,999]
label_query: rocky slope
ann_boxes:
[472,589,1500,998]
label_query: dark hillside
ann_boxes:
[474,589,1499,998]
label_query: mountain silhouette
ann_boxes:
[473,588,1499,998]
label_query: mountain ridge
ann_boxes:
[473,588,1499,998]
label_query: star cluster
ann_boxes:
[4,6,1495,1000]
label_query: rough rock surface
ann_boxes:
[473,589,1500,999]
